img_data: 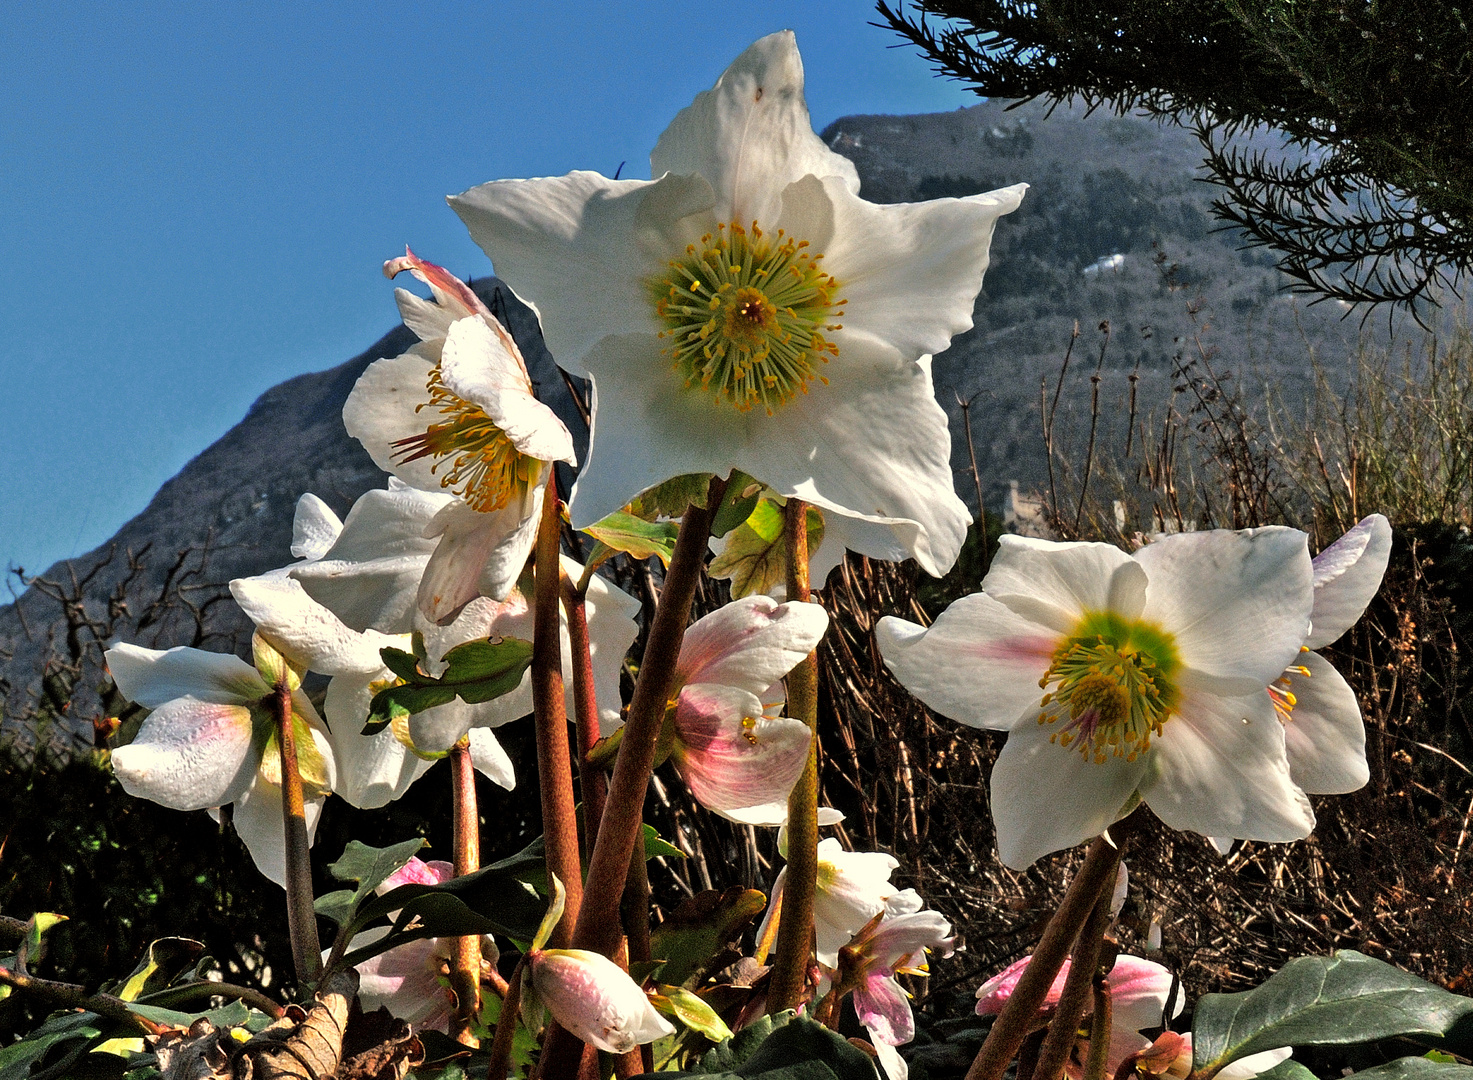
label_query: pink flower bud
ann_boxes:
[527,948,674,1055]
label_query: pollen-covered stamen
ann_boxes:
[650,221,845,415]
[391,366,539,514]
[1037,615,1182,765]
[1269,649,1312,724]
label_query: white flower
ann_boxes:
[757,838,904,968]
[105,640,336,888]
[450,32,1024,578]
[343,250,576,624]
[877,529,1318,868]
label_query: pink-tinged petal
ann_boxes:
[1279,651,1368,794]
[671,683,811,825]
[451,171,709,374]
[529,948,675,1054]
[869,909,955,972]
[1306,514,1392,649]
[983,536,1140,633]
[876,598,1060,732]
[229,781,324,888]
[650,31,860,227]
[385,247,493,328]
[418,494,540,623]
[106,642,268,708]
[976,956,1072,1016]
[1135,527,1314,687]
[111,697,261,812]
[811,839,902,967]
[1105,955,1182,1031]
[675,594,829,697]
[1141,688,1315,843]
[854,973,915,1047]
[354,929,453,1032]
[989,718,1148,869]
[438,317,575,465]
[290,494,343,561]
[381,857,454,891]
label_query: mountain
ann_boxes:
[1,98,1371,752]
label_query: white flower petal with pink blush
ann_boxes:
[451,33,1023,580]
[528,948,674,1054]
[1168,1033,1292,1080]
[879,528,1318,868]
[674,594,830,699]
[670,683,811,825]
[343,250,575,623]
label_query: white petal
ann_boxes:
[230,780,324,889]
[468,727,516,790]
[354,930,453,1031]
[418,495,539,623]
[876,599,1059,731]
[323,673,434,809]
[782,172,1025,361]
[111,697,261,811]
[1219,1048,1294,1080]
[230,575,400,676]
[872,1035,909,1080]
[811,839,901,967]
[649,31,860,225]
[1135,527,1314,687]
[395,285,458,344]
[983,536,1141,633]
[854,975,915,1048]
[1280,651,1368,794]
[1141,689,1315,843]
[1306,514,1392,648]
[291,494,344,561]
[672,683,811,825]
[580,558,642,735]
[531,949,675,1054]
[990,719,1148,869]
[451,170,713,373]
[342,350,442,491]
[675,595,827,697]
[106,642,267,708]
[437,316,576,465]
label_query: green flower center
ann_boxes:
[1037,611,1182,764]
[650,221,845,415]
[391,364,541,513]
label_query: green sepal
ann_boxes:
[652,985,734,1043]
[365,637,533,735]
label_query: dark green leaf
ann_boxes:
[629,474,715,521]
[1193,952,1473,1072]
[127,999,253,1029]
[649,888,768,989]
[1255,1059,1317,1080]
[583,511,682,565]
[643,1012,879,1078]
[316,838,428,927]
[710,472,763,538]
[366,638,533,734]
[113,938,204,1003]
[0,1011,103,1080]
[1348,1059,1473,1080]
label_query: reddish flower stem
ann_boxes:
[1032,858,1120,1080]
[449,735,481,1047]
[964,828,1130,1080]
[1083,976,1114,1080]
[532,473,582,950]
[768,497,820,1013]
[562,573,607,858]
[274,678,322,986]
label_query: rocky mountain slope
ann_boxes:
[1,98,1368,752]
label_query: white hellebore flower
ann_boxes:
[877,529,1318,869]
[757,838,904,969]
[106,637,336,888]
[658,594,829,825]
[343,249,576,624]
[451,32,1025,578]
[524,876,675,1054]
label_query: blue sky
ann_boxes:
[0,1,974,586]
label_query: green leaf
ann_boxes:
[649,888,767,989]
[643,1011,879,1078]
[316,838,428,927]
[710,472,763,539]
[0,1011,103,1080]
[127,998,253,1029]
[113,938,204,1002]
[653,985,734,1043]
[1193,951,1473,1073]
[708,499,824,599]
[1347,1060,1473,1080]
[1255,1059,1317,1080]
[583,511,681,565]
[17,912,67,972]
[644,823,685,860]
[365,637,533,734]
[629,473,715,520]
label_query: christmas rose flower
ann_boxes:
[877,529,1317,868]
[756,838,904,968]
[106,636,336,888]
[451,32,1024,578]
[343,250,576,623]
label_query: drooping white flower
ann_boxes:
[351,858,461,1032]
[656,594,829,824]
[343,250,576,624]
[106,638,336,888]
[877,529,1318,868]
[756,838,904,969]
[450,32,1024,579]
